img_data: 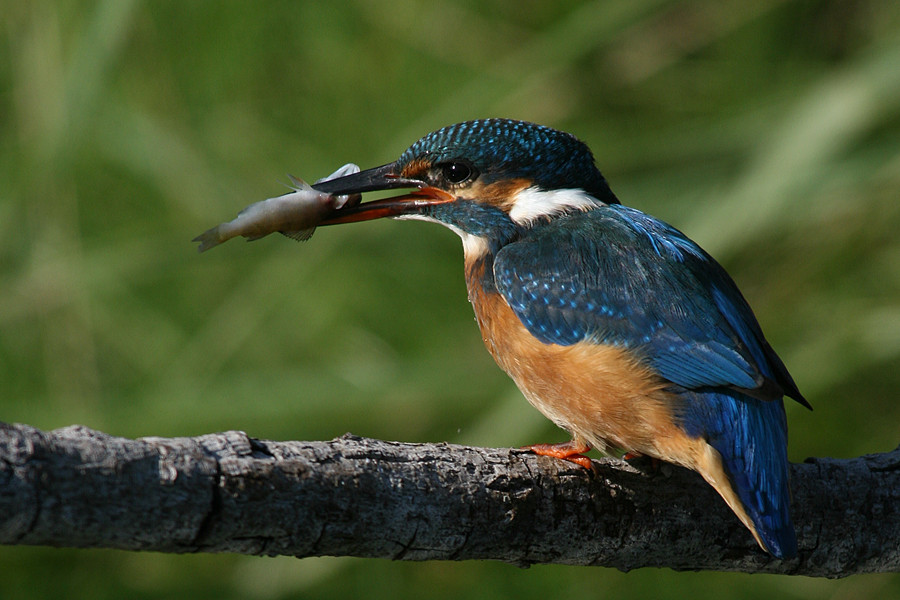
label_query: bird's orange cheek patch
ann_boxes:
[465,178,531,212]
[400,159,432,180]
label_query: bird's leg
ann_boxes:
[525,439,593,470]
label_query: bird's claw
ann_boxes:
[524,440,595,471]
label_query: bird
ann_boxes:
[311,118,809,559]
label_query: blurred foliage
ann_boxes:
[2,0,900,598]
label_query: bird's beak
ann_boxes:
[313,162,454,225]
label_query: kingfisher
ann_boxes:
[312,118,809,559]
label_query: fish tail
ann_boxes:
[192,225,225,252]
[681,390,797,559]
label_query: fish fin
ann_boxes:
[192,226,224,252]
[315,163,360,184]
[287,174,312,191]
[280,228,315,242]
[313,164,362,208]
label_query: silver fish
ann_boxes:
[193,163,361,252]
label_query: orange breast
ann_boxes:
[466,258,699,462]
[464,256,766,550]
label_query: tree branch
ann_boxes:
[0,422,897,577]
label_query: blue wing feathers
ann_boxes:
[493,204,802,557]
[494,205,791,398]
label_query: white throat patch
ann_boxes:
[394,213,489,259]
[508,186,603,226]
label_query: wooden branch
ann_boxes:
[0,422,897,577]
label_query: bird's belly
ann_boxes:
[468,282,696,460]
[466,281,770,553]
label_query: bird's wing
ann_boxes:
[493,205,804,403]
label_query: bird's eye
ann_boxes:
[438,161,475,185]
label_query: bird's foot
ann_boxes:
[524,440,594,470]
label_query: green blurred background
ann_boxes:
[2,0,899,598]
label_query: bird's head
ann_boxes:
[315,119,618,256]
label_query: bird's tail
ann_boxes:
[681,390,797,559]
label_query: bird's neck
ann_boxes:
[418,199,521,293]
[464,247,499,296]
[426,200,522,244]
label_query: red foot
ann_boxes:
[525,440,593,470]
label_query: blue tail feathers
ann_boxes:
[680,389,797,559]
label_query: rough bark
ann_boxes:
[0,422,897,577]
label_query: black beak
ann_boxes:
[312,162,421,195]
[313,162,455,225]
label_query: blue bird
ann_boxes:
[313,118,809,558]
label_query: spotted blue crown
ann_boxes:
[400,119,618,204]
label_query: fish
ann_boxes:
[192,163,361,252]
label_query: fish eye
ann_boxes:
[438,161,476,186]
